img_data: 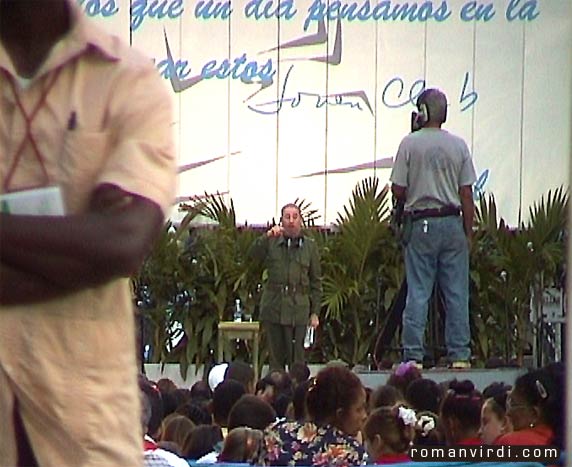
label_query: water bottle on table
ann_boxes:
[233,298,243,322]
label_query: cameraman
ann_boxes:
[389,88,476,369]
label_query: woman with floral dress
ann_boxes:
[263,365,368,466]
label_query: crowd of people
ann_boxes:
[140,360,564,466]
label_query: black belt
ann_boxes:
[408,206,460,221]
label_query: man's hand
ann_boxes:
[309,313,319,329]
[266,225,284,237]
[0,183,164,305]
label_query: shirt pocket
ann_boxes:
[59,130,110,212]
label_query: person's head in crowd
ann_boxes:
[288,362,311,386]
[479,390,511,445]
[182,424,223,460]
[212,379,246,427]
[256,370,293,416]
[161,391,179,419]
[414,411,444,446]
[159,414,195,453]
[387,361,422,398]
[228,394,277,431]
[219,427,265,464]
[363,405,416,462]
[369,384,404,411]
[190,380,213,402]
[305,366,367,437]
[225,360,256,394]
[289,379,312,421]
[156,378,178,394]
[140,386,153,435]
[440,380,483,445]
[139,376,164,439]
[505,363,564,449]
[171,388,192,409]
[176,401,213,426]
[406,377,442,414]
[208,363,228,391]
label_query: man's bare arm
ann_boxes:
[459,185,474,239]
[0,184,163,304]
[391,183,407,201]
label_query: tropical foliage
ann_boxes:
[134,180,568,375]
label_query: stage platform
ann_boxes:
[354,367,525,391]
[144,363,526,391]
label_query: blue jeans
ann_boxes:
[402,215,471,362]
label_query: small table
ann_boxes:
[217,321,261,381]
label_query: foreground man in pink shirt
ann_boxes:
[0,0,176,465]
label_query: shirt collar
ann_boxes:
[0,0,120,80]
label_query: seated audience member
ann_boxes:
[496,363,564,449]
[218,427,265,464]
[208,363,229,391]
[256,370,294,418]
[171,388,192,410]
[387,361,422,398]
[211,379,246,435]
[139,376,165,444]
[406,377,442,414]
[190,380,213,402]
[414,411,444,446]
[141,385,188,467]
[440,380,483,445]
[288,361,311,387]
[479,383,512,444]
[182,424,224,463]
[263,365,368,466]
[287,378,312,422]
[363,405,416,464]
[370,384,404,411]
[157,378,178,394]
[159,414,195,454]
[225,360,256,394]
[177,401,213,426]
[228,394,277,431]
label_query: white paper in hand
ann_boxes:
[0,186,65,216]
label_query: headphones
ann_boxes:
[411,88,447,132]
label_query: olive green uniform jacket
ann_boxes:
[249,234,322,326]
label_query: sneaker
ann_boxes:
[449,360,471,370]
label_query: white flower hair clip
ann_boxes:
[416,415,436,437]
[398,406,417,426]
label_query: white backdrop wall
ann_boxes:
[80,0,571,226]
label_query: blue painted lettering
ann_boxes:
[195,0,232,20]
[155,59,192,80]
[248,65,366,115]
[506,0,539,21]
[131,0,185,31]
[216,60,231,79]
[78,0,118,17]
[382,77,425,109]
[200,56,275,86]
[473,169,489,198]
[304,0,451,31]
[460,1,495,21]
[459,72,478,111]
[201,60,218,79]
[244,0,297,19]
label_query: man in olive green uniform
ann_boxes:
[250,204,322,370]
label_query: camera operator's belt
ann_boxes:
[408,206,460,221]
